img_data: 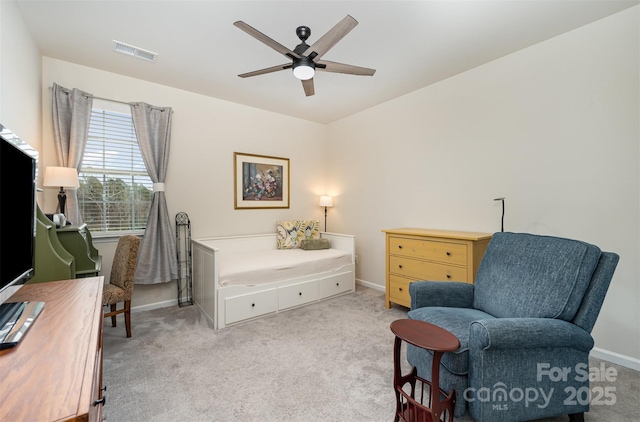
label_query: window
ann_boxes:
[78,101,152,234]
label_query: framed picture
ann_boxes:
[234,152,290,209]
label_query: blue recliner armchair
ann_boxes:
[407,232,619,422]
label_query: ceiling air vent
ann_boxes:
[113,40,158,63]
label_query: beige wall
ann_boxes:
[40,57,329,310]
[326,7,639,362]
[0,0,41,152]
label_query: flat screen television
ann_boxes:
[0,123,43,349]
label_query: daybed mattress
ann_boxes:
[218,248,353,287]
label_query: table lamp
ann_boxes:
[43,166,79,216]
[319,195,333,232]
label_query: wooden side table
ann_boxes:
[390,319,460,422]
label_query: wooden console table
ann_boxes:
[0,277,105,421]
[383,228,492,308]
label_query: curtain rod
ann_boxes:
[48,86,169,111]
[48,86,129,106]
[87,94,131,106]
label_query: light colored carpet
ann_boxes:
[102,285,639,422]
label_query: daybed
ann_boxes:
[192,232,356,329]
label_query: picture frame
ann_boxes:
[234,152,290,209]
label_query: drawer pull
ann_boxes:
[251,303,255,307]
[93,397,106,406]
[398,287,403,291]
[398,245,403,249]
[336,282,340,286]
[299,292,302,296]
[398,265,403,269]
[446,251,451,256]
[446,274,451,279]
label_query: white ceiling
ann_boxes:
[17,0,639,124]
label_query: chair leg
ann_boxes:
[110,304,117,327]
[569,413,585,422]
[124,300,132,338]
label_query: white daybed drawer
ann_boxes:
[319,271,354,299]
[278,279,319,310]
[225,288,278,325]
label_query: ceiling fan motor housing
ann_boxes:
[296,26,311,42]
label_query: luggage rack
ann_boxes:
[175,212,193,307]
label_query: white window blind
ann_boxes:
[78,108,152,233]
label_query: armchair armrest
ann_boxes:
[409,281,475,310]
[470,318,594,352]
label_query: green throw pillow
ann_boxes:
[300,238,330,250]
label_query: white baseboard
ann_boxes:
[356,278,384,292]
[590,347,640,371]
[131,299,178,314]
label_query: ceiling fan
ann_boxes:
[234,15,376,97]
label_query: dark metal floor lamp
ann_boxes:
[494,197,505,232]
[319,196,333,232]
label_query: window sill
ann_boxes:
[91,230,145,244]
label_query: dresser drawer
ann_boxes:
[389,236,467,266]
[278,279,319,310]
[389,275,412,307]
[225,288,278,325]
[318,271,354,299]
[389,255,469,282]
[90,312,104,422]
[384,228,492,309]
[89,347,103,422]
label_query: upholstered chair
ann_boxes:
[103,235,141,338]
[407,232,619,422]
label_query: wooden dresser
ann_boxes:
[383,228,492,308]
[0,277,105,421]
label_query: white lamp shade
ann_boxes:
[293,65,315,80]
[319,196,333,207]
[43,166,80,188]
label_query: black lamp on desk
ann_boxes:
[43,166,79,217]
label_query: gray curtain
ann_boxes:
[51,83,93,225]
[130,102,178,284]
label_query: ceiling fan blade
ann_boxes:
[234,21,301,60]
[302,78,315,96]
[238,63,292,78]
[303,15,358,62]
[316,60,376,76]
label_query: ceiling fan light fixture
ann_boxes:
[235,15,375,95]
[293,65,315,80]
[293,58,315,80]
